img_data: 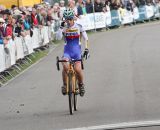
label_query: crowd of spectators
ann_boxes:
[0,2,61,48]
[0,0,160,46]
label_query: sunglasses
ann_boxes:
[0,22,4,24]
[66,18,73,21]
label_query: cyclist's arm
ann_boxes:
[81,31,89,49]
[79,24,89,49]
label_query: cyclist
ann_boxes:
[58,8,90,97]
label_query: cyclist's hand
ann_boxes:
[83,48,90,60]
[60,21,66,28]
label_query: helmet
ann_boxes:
[63,8,74,20]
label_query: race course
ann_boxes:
[1,22,160,130]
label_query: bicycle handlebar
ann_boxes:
[56,56,84,71]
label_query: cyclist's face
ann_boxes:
[66,18,74,26]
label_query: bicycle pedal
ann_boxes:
[75,88,79,95]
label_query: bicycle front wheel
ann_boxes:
[74,79,78,111]
[68,73,74,115]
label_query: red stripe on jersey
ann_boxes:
[66,35,80,39]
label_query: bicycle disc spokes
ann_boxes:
[74,79,78,111]
[68,73,74,115]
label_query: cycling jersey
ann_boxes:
[60,22,88,60]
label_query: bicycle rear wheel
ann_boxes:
[68,73,74,115]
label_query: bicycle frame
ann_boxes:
[66,62,76,94]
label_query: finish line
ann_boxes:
[64,120,160,130]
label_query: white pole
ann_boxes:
[92,0,96,32]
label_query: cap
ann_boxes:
[0,18,5,23]
[14,9,22,15]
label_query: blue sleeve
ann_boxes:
[24,21,30,30]
[0,39,3,44]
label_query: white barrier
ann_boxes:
[106,11,112,26]
[4,42,11,69]
[48,25,52,41]
[32,28,40,49]
[133,7,140,20]
[76,5,160,29]
[146,5,154,19]
[42,26,50,46]
[9,39,16,66]
[22,37,29,56]
[24,35,34,55]
[121,10,134,24]
[0,25,52,73]
[15,37,24,60]
[77,13,107,30]
[0,44,6,72]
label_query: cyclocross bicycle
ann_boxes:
[56,56,84,115]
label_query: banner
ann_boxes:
[94,12,107,29]
[43,26,50,45]
[154,5,160,18]
[133,7,139,20]
[76,14,94,30]
[48,25,52,41]
[4,40,11,69]
[76,13,107,30]
[105,11,112,26]
[24,35,34,55]
[110,10,121,26]
[15,37,24,60]
[145,5,154,19]
[121,10,134,24]
[9,39,16,66]
[32,28,40,49]
[0,44,6,72]
[22,37,29,56]
[138,6,147,21]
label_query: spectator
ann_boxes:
[77,0,87,16]
[36,6,43,26]
[110,0,121,10]
[104,0,111,11]
[31,8,38,27]
[0,17,11,45]
[11,5,17,14]
[41,9,48,26]
[47,9,53,26]
[68,0,78,16]
[51,5,60,21]
[86,0,93,13]
[2,9,12,24]
[59,0,66,19]
[0,18,5,40]
[15,18,26,37]
[0,18,4,44]
[126,0,134,11]
[22,11,31,30]
[94,0,105,12]
[5,15,13,40]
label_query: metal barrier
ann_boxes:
[0,22,58,84]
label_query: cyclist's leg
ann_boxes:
[75,62,85,96]
[61,54,70,95]
[74,62,83,84]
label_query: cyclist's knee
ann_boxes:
[62,63,68,71]
[75,65,82,74]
